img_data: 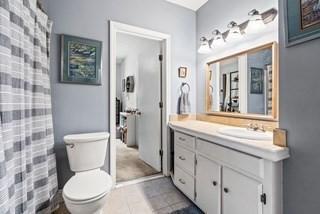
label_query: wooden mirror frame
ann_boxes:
[205,42,279,121]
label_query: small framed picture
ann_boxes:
[250,67,264,94]
[122,79,126,92]
[61,35,102,85]
[178,67,188,78]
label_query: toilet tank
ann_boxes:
[64,132,110,172]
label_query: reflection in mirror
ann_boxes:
[207,43,277,119]
[247,48,272,115]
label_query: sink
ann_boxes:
[218,127,273,141]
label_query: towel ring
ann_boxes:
[180,82,190,93]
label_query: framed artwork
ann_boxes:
[61,35,102,85]
[178,67,188,78]
[122,79,126,92]
[250,67,264,94]
[285,0,320,46]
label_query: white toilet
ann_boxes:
[63,132,112,214]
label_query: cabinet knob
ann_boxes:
[212,181,217,186]
[178,179,186,185]
[179,156,186,161]
[223,188,229,193]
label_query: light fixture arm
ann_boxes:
[227,21,238,28]
[248,9,260,16]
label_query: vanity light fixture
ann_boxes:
[245,9,266,34]
[211,29,225,47]
[198,37,212,54]
[226,21,243,41]
[197,8,277,52]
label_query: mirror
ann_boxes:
[206,42,278,120]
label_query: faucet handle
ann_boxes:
[247,123,257,130]
[247,123,265,131]
[259,124,266,132]
[247,123,254,130]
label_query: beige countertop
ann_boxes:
[169,120,290,162]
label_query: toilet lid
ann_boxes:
[64,132,110,144]
[63,170,112,201]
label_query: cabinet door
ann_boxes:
[222,167,263,214]
[196,155,221,214]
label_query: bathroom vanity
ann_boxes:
[169,120,289,214]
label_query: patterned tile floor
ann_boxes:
[54,177,194,214]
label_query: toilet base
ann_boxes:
[63,192,108,214]
[94,210,103,214]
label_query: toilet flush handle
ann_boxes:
[66,143,75,149]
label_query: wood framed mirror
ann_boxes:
[205,42,278,121]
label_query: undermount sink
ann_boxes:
[218,127,273,141]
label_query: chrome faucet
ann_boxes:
[247,123,266,132]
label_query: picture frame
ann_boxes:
[285,0,320,47]
[250,67,264,94]
[178,67,188,78]
[61,35,102,85]
[122,79,126,92]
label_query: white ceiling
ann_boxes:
[165,0,208,11]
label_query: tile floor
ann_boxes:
[54,177,193,214]
[103,177,192,214]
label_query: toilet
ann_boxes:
[63,132,112,214]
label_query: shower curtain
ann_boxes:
[0,0,58,213]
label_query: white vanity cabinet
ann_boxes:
[171,127,287,214]
[174,132,196,200]
[196,155,221,214]
[222,167,263,214]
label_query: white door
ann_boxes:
[196,155,221,214]
[222,167,263,214]
[136,40,162,171]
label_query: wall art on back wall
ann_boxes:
[285,0,320,46]
[61,35,102,85]
[250,67,264,94]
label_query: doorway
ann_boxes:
[115,33,162,182]
[109,21,171,185]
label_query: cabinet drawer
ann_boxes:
[174,167,195,201]
[175,144,195,175]
[175,132,195,150]
[197,139,263,179]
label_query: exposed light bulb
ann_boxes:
[226,21,243,42]
[211,30,225,47]
[245,9,266,34]
[198,37,212,54]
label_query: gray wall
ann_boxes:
[279,1,320,213]
[45,0,196,188]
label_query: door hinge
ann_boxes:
[195,157,198,165]
[159,149,163,157]
[260,193,267,205]
[194,191,197,200]
[159,54,163,62]
[159,101,163,109]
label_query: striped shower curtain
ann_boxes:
[0,0,58,213]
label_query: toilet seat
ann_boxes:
[63,170,112,202]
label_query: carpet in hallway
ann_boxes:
[116,140,159,182]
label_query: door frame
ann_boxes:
[109,21,171,185]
